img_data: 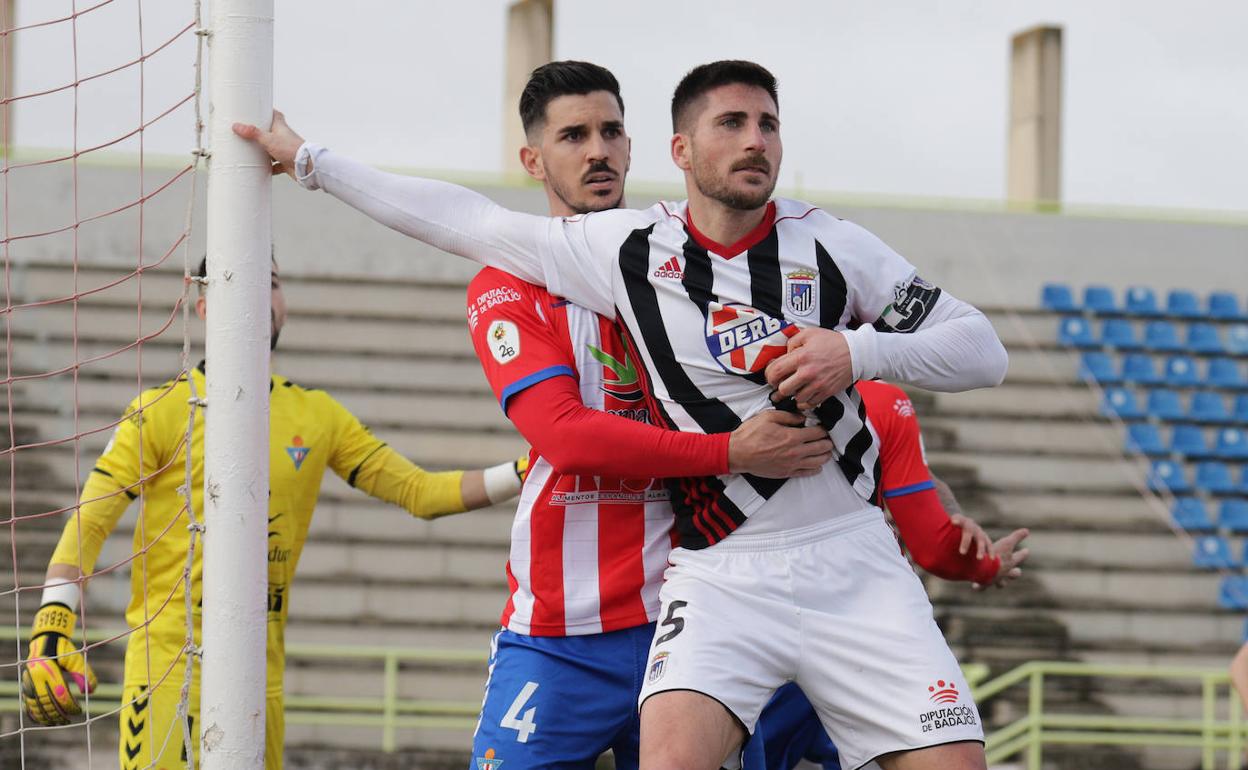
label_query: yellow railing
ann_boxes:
[3,628,1245,765]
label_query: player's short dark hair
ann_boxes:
[195,249,277,292]
[671,60,779,133]
[519,60,625,138]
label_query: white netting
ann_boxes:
[1,1,204,767]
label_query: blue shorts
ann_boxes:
[471,623,655,770]
[744,683,842,770]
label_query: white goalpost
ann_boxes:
[200,0,273,767]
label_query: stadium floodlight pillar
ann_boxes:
[502,0,553,175]
[201,1,273,768]
[1008,25,1062,209]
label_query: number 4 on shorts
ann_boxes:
[501,681,539,743]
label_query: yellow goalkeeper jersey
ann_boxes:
[50,364,466,696]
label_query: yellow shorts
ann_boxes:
[119,683,284,769]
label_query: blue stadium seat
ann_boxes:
[1057,316,1097,348]
[1083,285,1117,315]
[1125,423,1166,456]
[1103,319,1142,350]
[1102,387,1144,420]
[1122,354,1162,385]
[1236,395,1248,424]
[1219,499,1248,533]
[1219,576,1248,609]
[1078,352,1119,384]
[1124,286,1161,316]
[1187,323,1225,355]
[1228,325,1248,356]
[1209,292,1246,321]
[1163,355,1200,388]
[1194,536,1236,569]
[1166,289,1202,319]
[1143,320,1183,352]
[1041,283,1077,312]
[1206,358,1248,390]
[1145,389,1185,422]
[1148,459,1189,493]
[1170,424,1210,458]
[1240,466,1248,496]
[1195,462,1236,494]
[1190,392,1232,424]
[1172,497,1214,531]
[1215,428,1248,460]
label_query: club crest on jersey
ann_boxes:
[286,436,310,471]
[647,651,670,683]
[476,748,504,770]
[705,303,799,375]
[784,269,817,317]
[586,343,644,403]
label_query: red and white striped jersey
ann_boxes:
[467,267,675,637]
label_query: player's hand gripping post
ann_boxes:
[233,109,305,179]
[972,528,1030,590]
[20,602,98,725]
[764,328,853,410]
[727,410,834,479]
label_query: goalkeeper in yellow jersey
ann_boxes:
[21,256,525,769]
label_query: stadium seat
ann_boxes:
[1145,389,1185,422]
[1102,387,1144,420]
[1125,423,1166,456]
[1172,497,1214,531]
[1219,499,1248,533]
[1103,319,1142,350]
[1209,292,1247,321]
[1163,355,1200,388]
[1083,285,1117,315]
[1220,577,1248,609]
[1228,325,1248,356]
[1147,459,1189,493]
[1041,283,1077,312]
[1195,462,1236,494]
[1190,392,1232,424]
[1166,289,1203,319]
[1078,352,1119,384]
[1240,466,1248,496]
[1215,428,1248,460]
[1124,286,1161,316]
[1235,395,1248,424]
[1143,320,1183,352]
[1170,424,1210,458]
[1057,316,1097,348]
[1194,536,1236,569]
[1122,354,1162,385]
[1186,323,1225,355]
[1206,358,1248,390]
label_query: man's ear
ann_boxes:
[519,144,546,182]
[195,295,207,320]
[671,133,692,172]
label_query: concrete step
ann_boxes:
[1020,530,1195,571]
[927,384,1099,420]
[923,416,1123,459]
[929,450,1145,494]
[981,491,1169,532]
[941,603,1243,650]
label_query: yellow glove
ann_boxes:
[514,454,530,484]
[21,603,98,725]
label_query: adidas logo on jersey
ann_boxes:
[652,257,684,280]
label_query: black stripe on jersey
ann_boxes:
[814,240,847,329]
[746,227,783,320]
[346,443,388,487]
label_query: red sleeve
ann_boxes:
[858,381,933,499]
[508,377,730,477]
[468,268,575,413]
[886,491,1001,583]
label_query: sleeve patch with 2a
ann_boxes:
[487,320,522,364]
[874,275,942,333]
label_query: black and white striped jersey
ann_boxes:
[300,146,1006,550]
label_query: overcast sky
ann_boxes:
[12,0,1248,212]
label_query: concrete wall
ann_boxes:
[6,162,1245,309]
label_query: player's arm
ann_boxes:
[24,395,158,725]
[233,113,620,318]
[1231,644,1248,713]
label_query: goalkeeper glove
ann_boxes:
[483,454,530,504]
[21,602,98,725]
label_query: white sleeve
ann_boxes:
[295,143,618,316]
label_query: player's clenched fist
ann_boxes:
[764,328,854,410]
[21,603,98,725]
[728,410,833,479]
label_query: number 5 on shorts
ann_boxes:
[501,681,538,743]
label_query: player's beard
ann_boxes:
[691,151,776,211]
[270,310,281,351]
[547,160,624,215]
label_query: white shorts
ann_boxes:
[638,508,983,770]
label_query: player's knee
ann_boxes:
[876,740,986,770]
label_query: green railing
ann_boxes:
[975,661,1247,769]
[3,628,1246,765]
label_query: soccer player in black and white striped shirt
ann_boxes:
[238,60,1006,770]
